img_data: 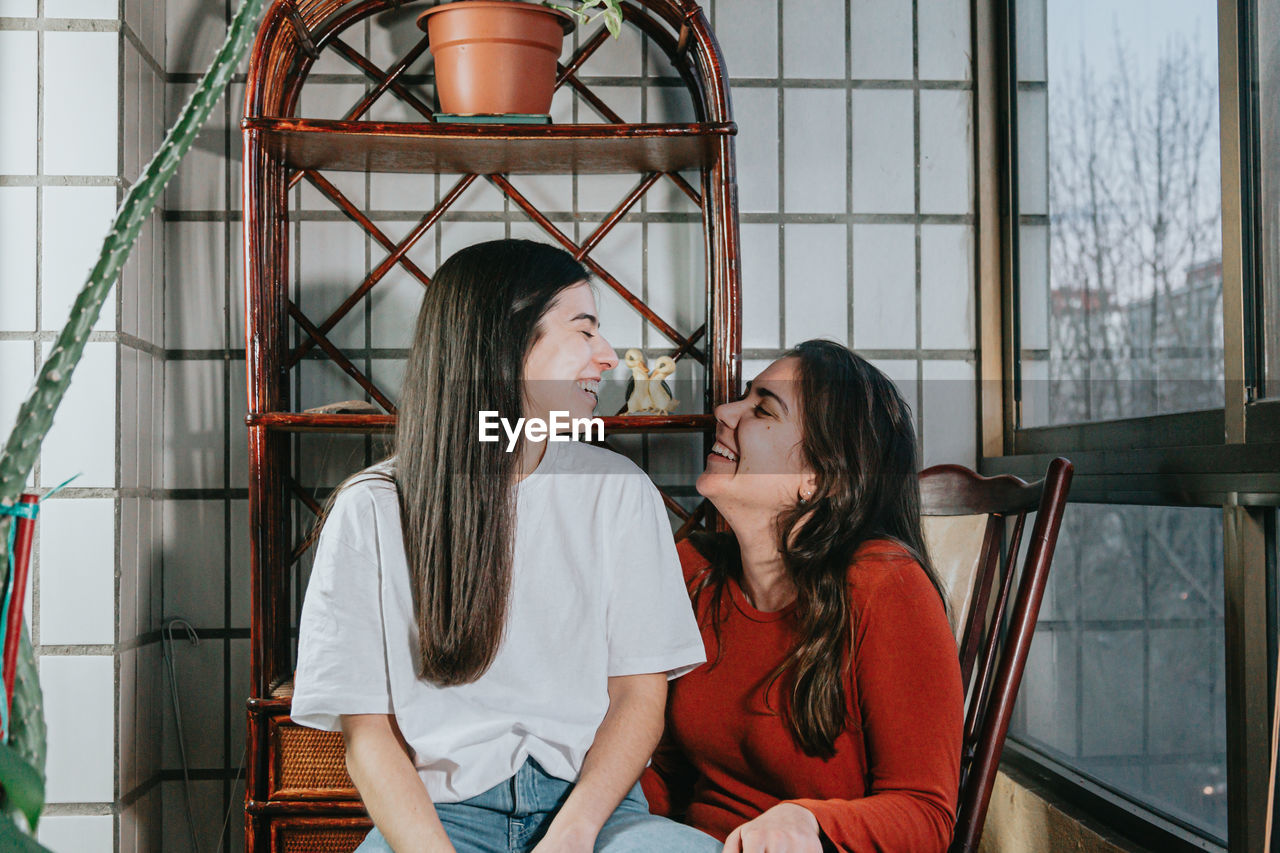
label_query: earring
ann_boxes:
[800,491,812,504]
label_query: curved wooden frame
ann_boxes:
[242,2,742,850]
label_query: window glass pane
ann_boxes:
[1010,504,1227,842]
[1260,0,1280,397]
[1016,0,1223,426]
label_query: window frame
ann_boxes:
[976,0,1276,848]
[1001,744,1231,853]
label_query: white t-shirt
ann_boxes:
[290,438,707,802]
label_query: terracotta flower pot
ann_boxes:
[418,1,574,116]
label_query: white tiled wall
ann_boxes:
[37,498,116,645]
[121,0,168,843]
[852,223,917,349]
[850,0,913,79]
[153,2,976,842]
[0,0,167,850]
[43,32,119,176]
[784,88,847,213]
[4,0,979,849]
[41,654,115,803]
[784,224,849,344]
[0,187,38,330]
[920,90,974,215]
[851,89,916,214]
[0,31,39,174]
[41,186,120,332]
[38,814,116,852]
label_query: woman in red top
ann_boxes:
[642,340,964,853]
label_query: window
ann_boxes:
[1011,505,1227,841]
[1016,0,1224,427]
[1259,0,1280,395]
[985,0,1277,849]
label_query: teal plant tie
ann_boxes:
[0,474,79,740]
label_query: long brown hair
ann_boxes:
[691,340,946,757]
[316,239,589,685]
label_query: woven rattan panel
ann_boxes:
[278,826,366,853]
[272,723,356,797]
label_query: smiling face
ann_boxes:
[521,281,619,422]
[696,357,817,521]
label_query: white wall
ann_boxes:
[159,4,976,847]
[1,0,977,850]
[0,0,167,850]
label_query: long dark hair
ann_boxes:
[691,339,946,757]
[317,239,589,685]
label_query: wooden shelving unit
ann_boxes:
[246,412,716,434]
[247,117,736,173]
[241,1,740,851]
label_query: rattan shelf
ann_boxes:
[246,412,715,434]
[242,1,741,850]
[245,117,736,174]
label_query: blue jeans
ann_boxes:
[354,758,720,853]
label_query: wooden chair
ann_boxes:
[918,457,1074,853]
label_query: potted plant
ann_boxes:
[417,0,624,118]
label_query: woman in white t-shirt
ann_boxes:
[291,239,718,853]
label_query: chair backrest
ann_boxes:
[921,512,991,647]
[918,457,1074,853]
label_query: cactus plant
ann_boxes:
[0,0,268,840]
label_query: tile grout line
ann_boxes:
[152,68,973,90]
[31,0,44,658]
[363,20,376,479]
[845,0,854,349]
[0,175,122,186]
[156,208,976,226]
[640,26,650,472]
[156,0,170,837]
[37,643,117,656]
[0,329,165,358]
[120,19,163,81]
[775,0,785,350]
[115,0,126,842]
[0,15,118,31]
[222,0,236,845]
[42,802,116,817]
[912,0,925,458]
[119,772,161,810]
[570,25,579,265]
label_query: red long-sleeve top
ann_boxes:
[642,538,963,852]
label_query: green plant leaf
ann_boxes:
[544,2,586,24]
[603,7,622,38]
[0,741,43,834]
[542,0,624,38]
[7,627,45,785]
[0,814,52,852]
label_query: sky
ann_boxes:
[1037,0,1224,300]
[1045,0,1219,87]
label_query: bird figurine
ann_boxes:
[621,349,680,415]
[646,356,679,415]
[623,349,654,414]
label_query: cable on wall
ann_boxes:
[162,617,201,853]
